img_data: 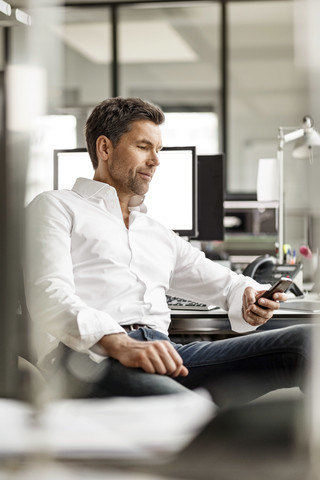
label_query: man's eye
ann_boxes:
[138,145,146,150]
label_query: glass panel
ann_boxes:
[50,6,112,146]
[118,2,221,154]
[0,28,3,70]
[9,6,112,201]
[4,18,35,398]
[228,0,309,195]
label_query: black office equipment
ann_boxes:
[193,154,224,241]
[242,254,278,280]
[243,254,304,296]
[54,146,198,238]
[224,207,277,236]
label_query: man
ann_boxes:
[24,97,309,406]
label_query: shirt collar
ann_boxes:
[72,178,147,213]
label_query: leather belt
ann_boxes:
[122,324,149,332]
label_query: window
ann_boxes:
[118,2,221,154]
[228,1,309,194]
[161,111,218,154]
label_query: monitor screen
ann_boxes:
[54,146,197,237]
[193,154,225,241]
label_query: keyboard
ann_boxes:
[166,295,218,311]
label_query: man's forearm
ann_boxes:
[98,332,130,358]
[97,332,188,377]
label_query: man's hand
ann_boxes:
[98,333,189,378]
[242,286,288,327]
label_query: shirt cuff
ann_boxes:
[60,308,127,355]
[228,280,271,333]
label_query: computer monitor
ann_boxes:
[53,148,94,190]
[193,154,225,241]
[53,146,197,237]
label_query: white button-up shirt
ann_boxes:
[24,178,263,367]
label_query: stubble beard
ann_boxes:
[109,159,150,197]
[127,174,150,196]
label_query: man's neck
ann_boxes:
[92,173,138,228]
[118,196,131,228]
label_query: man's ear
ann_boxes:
[96,135,112,161]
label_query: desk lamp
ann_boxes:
[277,115,320,264]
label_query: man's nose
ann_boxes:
[148,151,160,166]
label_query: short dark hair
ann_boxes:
[85,97,165,169]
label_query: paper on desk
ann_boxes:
[0,399,36,456]
[280,292,320,312]
[0,389,215,461]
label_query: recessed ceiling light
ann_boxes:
[15,8,31,26]
[0,0,11,16]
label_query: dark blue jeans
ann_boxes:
[62,324,310,407]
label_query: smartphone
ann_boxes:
[255,277,293,307]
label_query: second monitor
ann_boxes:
[193,154,225,242]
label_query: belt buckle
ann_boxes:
[126,323,148,331]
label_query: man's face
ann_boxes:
[102,120,163,197]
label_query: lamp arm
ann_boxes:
[276,116,318,264]
[277,127,303,264]
[278,127,305,150]
[277,148,284,264]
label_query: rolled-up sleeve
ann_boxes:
[168,234,270,333]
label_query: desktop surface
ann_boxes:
[280,295,320,313]
[169,304,318,336]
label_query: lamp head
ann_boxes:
[293,115,320,158]
[302,115,313,130]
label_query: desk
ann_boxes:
[169,307,318,338]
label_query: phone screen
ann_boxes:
[255,277,292,306]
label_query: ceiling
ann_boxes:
[7,0,152,7]
[3,0,140,21]
[1,0,142,27]
[6,0,274,9]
